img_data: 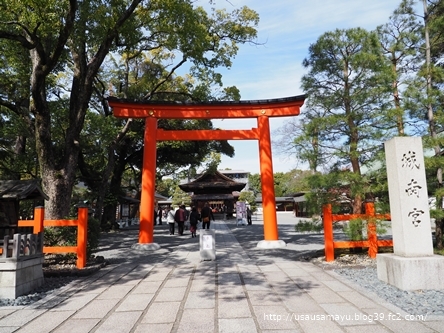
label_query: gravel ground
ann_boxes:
[334,266,444,316]
[0,276,80,307]
[312,254,444,317]
[0,255,107,307]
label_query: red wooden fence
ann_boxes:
[323,202,392,262]
[17,207,88,268]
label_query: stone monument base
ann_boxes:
[0,256,44,299]
[256,240,286,249]
[377,253,444,291]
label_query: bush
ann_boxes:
[44,214,101,260]
[86,217,101,258]
[343,218,365,241]
[343,218,389,241]
[295,217,323,233]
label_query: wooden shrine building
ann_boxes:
[0,179,48,238]
[179,171,246,216]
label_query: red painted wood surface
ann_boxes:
[323,203,392,261]
[18,207,88,268]
[108,96,305,245]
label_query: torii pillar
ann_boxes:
[108,96,305,250]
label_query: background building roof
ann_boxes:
[0,179,48,201]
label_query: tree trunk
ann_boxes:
[93,148,116,223]
[352,194,363,215]
[102,203,118,229]
[436,218,443,250]
[41,168,76,218]
[97,144,130,227]
[130,190,142,219]
[423,0,443,250]
[93,120,132,223]
[391,55,404,135]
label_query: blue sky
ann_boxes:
[197,0,423,174]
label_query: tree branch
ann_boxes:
[143,56,188,100]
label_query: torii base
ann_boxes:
[131,243,161,251]
[256,240,286,249]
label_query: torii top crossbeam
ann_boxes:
[109,95,305,119]
[108,95,305,248]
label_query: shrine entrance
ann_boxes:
[108,95,305,249]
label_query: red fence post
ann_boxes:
[34,207,45,234]
[76,207,88,268]
[365,202,378,258]
[323,204,335,262]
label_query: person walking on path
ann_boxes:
[200,202,214,230]
[167,207,175,235]
[247,207,252,225]
[157,207,163,225]
[189,206,201,238]
[175,205,187,235]
[184,207,190,230]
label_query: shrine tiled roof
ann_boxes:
[0,179,48,200]
[179,171,246,194]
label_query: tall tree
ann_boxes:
[0,0,259,218]
[301,28,394,214]
[402,0,444,249]
[423,0,444,249]
[376,0,423,135]
[248,173,261,195]
[273,111,325,174]
[80,52,237,226]
[0,38,34,179]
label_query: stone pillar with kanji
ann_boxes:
[377,137,444,290]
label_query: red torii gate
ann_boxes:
[108,95,305,249]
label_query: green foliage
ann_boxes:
[343,218,366,241]
[86,216,101,258]
[299,27,395,212]
[44,227,74,248]
[273,117,323,173]
[44,215,101,260]
[343,218,389,241]
[156,178,178,198]
[201,152,222,175]
[430,208,444,220]
[0,0,259,219]
[302,28,391,167]
[238,191,257,212]
[284,169,312,193]
[376,0,423,136]
[375,220,389,236]
[247,169,311,198]
[171,185,191,206]
[294,217,323,233]
[248,173,261,195]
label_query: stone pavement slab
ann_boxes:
[0,217,441,332]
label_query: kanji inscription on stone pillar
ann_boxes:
[385,137,433,257]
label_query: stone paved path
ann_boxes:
[0,218,442,332]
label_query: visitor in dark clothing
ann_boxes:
[200,202,214,229]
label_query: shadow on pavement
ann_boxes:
[225,221,325,264]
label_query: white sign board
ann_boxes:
[202,235,213,250]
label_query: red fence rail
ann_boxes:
[323,202,392,262]
[17,207,88,268]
